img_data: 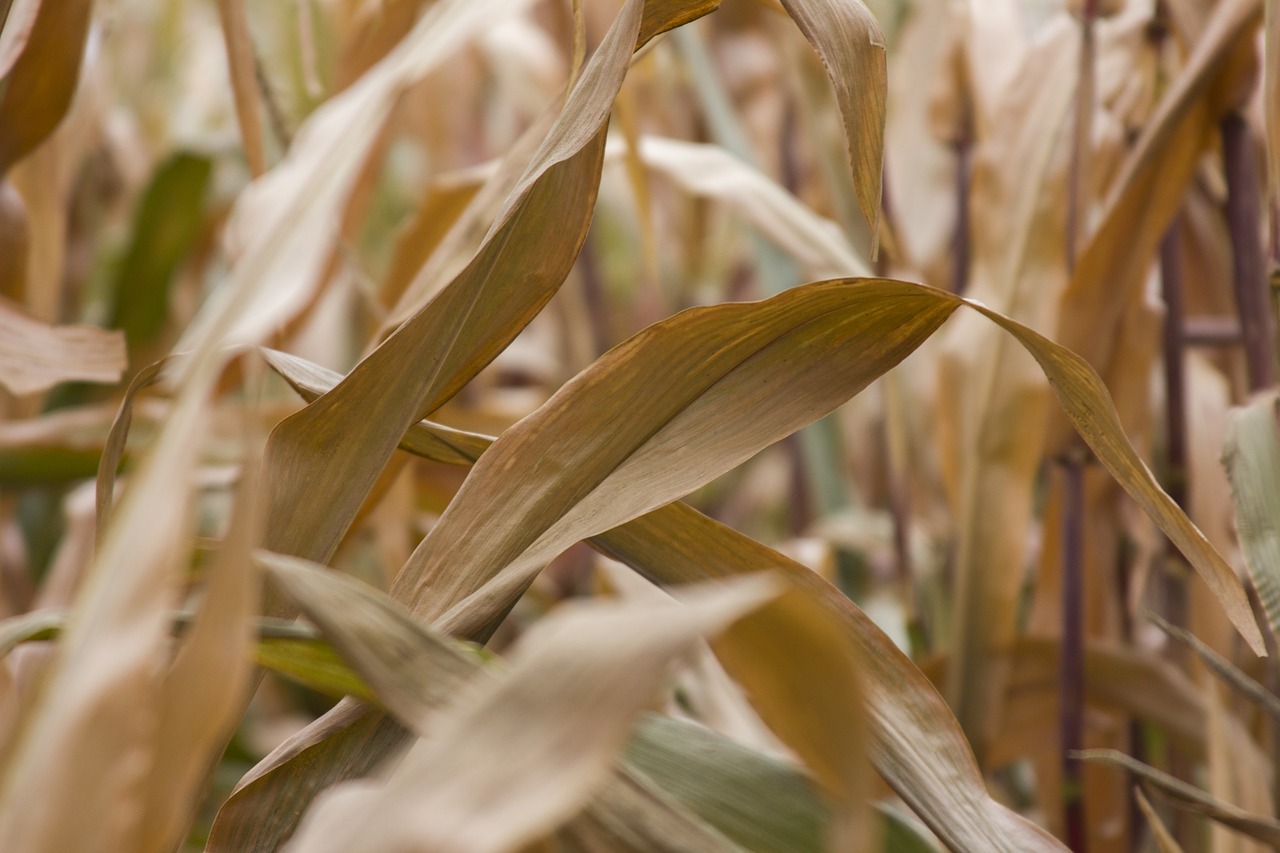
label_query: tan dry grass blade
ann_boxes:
[0,370,206,851]
[1080,749,1280,846]
[214,0,266,177]
[136,468,261,853]
[213,559,742,851]
[257,0,713,576]
[1223,393,1280,642]
[776,0,886,248]
[284,576,782,853]
[172,0,536,376]
[1054,0,1262,423]
[0,298,126,395]
[0,0,92,175]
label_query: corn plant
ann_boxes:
[1,0,1279,851]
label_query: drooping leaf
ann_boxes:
[777,0,886,248]
[254,0,716,585]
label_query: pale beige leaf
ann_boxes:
[172,0,538,376]
[0,366,207,852]
[136,468,261,853]
[285,577,782,853]
[614,135,869,279]
[0,298,125,395]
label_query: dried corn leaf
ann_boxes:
[136,468,261,853]
[214,0,266,176]
[1055,0,1262,434]
[617,135,868,278]
[284,576,782,853]
[777,0,886,246]
[173,0,538,375]
[0,299,126,395]
[0,0,92,175]
[256,0,712,579]
[397,278,1261,655]
[0,360,206,852]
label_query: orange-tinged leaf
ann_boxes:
[0,0,92,175]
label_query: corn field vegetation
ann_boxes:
[7,0,1280,850]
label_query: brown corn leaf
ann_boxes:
[0,298,126,396]
[392,278,1261,656]
[0,0,92,175]
[256,0,716,580]
[1150,612,1280,721]
[265,345,1059,852]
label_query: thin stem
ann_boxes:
[1222,112,1277,391]
[1060,454,1087,853]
